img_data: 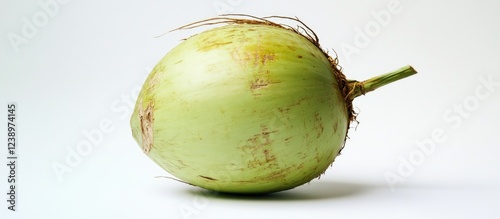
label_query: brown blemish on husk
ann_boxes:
[250,78,269,90]
[256,52,275,65]
[313,112,324,138]
[199,175,217,181]
[249,68,282,94]
[263,149,277,163]
[287,45,297,51]
[197,41,232,52]
[147,68,163,90]
[139,100,154,154]
[250,78,282,92]
[246,125,276,148]
[229,46,276,67]
[241,125,279,168]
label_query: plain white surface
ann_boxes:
[1,0,500,218]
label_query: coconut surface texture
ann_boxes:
[130,22,350,194]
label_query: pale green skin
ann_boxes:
[131,24,349,194]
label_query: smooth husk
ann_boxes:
[130,16,417,194]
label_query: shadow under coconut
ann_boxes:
[185,180,384,201]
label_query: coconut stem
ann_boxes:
[346,65,417,100]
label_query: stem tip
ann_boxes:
[347,65,417,100]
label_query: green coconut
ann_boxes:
[130,16,416,194]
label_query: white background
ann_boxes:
[1,0,500,218]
